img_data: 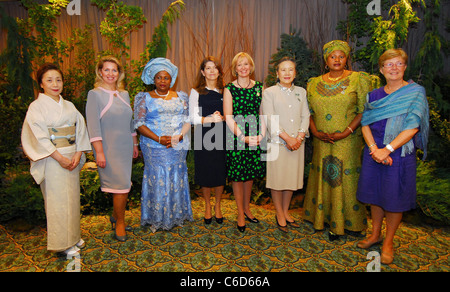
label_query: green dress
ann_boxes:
[226,81,266,182]
[304,72,371,235]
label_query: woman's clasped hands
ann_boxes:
[285,136,302,151]
[370,146,393,166]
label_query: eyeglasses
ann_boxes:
[383,62,406,68]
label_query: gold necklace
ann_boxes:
[327,71,345,82]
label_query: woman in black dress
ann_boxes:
[189,57,226,224]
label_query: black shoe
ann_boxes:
[275,217,288,233]
[110,216,133,231]
[204,217,212,225]
[286,220,301,228]
[237,225,246,232]
[328,231,340,241]
[244,213,259,224]
[215,217,224,224]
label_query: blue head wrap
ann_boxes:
[141,57,178,88]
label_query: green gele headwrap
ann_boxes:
[323,40,351,61]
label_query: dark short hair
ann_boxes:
[36,63,64,92]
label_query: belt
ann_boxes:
[49,125,76,148]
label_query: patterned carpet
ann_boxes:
[0,197,449,272]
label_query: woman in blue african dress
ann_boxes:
[134,58,193,233]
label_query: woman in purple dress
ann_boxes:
[356,49,429,265]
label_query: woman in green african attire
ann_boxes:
[303,40,372,240]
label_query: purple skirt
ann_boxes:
[357,87,417,212]
[357,146,417,212]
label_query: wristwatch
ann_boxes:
[386,144,395,153]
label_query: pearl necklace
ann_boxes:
[154,89,170,99]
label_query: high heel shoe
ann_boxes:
[237,224,246,233]
[204,217,212,225]
[109,216,132,231]
[286,220,301,228]
[244,213,259,224]
[114,231,127,242]
[215,217,224,224]
[328,231,340,241]
[275,217,288,233]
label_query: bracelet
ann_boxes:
[347,127,354,133]
[238,133,245,141]
[386,144,395,153]
[368,143,377,149]
[134,144,139,147]
[158,136,161,144]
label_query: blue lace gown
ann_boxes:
[134,91,193,232]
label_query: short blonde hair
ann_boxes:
[379,49,408,68]
[231,52,255,78]
[94,55,126,91]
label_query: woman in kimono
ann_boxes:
[21,63,91,256]
[262,57,310,232]
[86,56,139,242]
[134,58,193,233]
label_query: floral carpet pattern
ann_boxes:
[0,198,449,272]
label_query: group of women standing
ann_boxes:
[21,40,429,266]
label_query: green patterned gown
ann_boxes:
[226,81,266,182]
[304,72,371,235]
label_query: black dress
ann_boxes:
[193,89,227,187]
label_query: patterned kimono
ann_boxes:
[21,93,91,251]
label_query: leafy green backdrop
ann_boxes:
[0,0,449,225]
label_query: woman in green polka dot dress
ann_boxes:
[303,41,373,240]
[224,52,266,232]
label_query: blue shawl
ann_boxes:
[361,81,429,160]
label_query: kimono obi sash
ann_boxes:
[48,125,76,148]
